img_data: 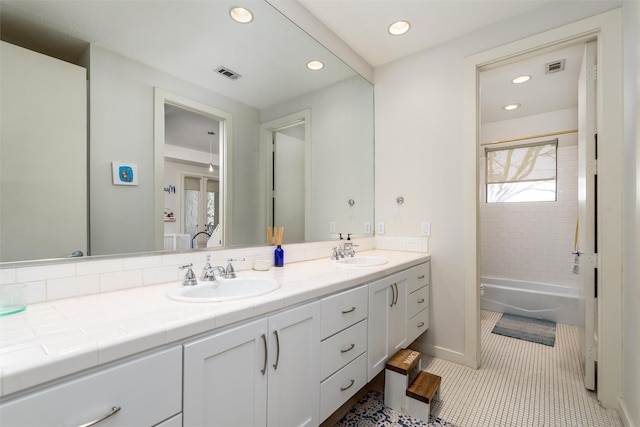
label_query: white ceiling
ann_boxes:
[1,0,614,145]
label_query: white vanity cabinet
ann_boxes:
[183,301,321,427]
[319,285,368,422]
[0,346,182,427]
[406,262,431,343]
[367,270,409,381]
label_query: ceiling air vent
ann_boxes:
[545,59,565,74]
[216,66,242,81]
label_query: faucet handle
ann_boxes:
[225,258,245,278]
[179,263,198,286]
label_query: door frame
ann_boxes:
[259,109,312,242]
[463,9,622,407]
[153,88,232,248]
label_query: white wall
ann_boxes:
[374,2,619,362]
[480,109,578,288]
[262,75,375,241]
[86,45,261,255]
[621,0,639,425]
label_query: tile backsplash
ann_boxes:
[0,236,428,304]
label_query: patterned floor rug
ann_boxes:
[491,312,556,346]
[334,390,455,427]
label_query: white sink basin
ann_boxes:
[168,277,280,302]
[332,256,388,267]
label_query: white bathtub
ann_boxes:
[480,277,579,325]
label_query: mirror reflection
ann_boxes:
[0,0,374,263]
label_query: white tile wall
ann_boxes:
[0,238,400,304]
[480,145,578,287]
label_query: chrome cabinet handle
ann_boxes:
[340,379,355,391]
[393,283,399,306]
[418,274,425,279]
[417,298,425,304]
[77,406,121,427]
[389,284,396,307]
[341,306,356,314]
[417,322,425,328]
[340,343,356,353]
[272,330,280,370]
[261,334,267,375]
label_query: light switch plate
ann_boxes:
[377,222,385,234]
[329,221,336,233]
[364,222,371,234]
[421,221,431,236]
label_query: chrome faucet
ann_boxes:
[331,242,358,259]
[200,255,226,281]
[179,263,198,286]
[223,258,245,278]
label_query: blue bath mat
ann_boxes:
[334,390,455,427]
[491,313,556,346]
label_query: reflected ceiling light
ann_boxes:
[306,60,324,71]
[503,103,521,111]
[208,131,215,172]
[388,20,410,36]
[229,7,253,23]
[512,75,531,84]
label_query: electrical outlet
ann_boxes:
[377,222,385,234]
[329,221,336,233]
[364,222,371,234]
[421,221,431,237]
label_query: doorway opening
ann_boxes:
[153,88,232,249]
[260,110,311,244]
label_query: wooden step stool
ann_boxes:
[384,349,422,412]
[406,371,441,423]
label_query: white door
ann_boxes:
[576,40,598,391]
[267,301,320,427]
[273,125,306,242]
[183,319,269,427]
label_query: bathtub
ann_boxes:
[480,277,579,325]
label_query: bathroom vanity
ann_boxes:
[0,250,430,426]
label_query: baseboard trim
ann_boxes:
[409,341,466,366]
[618,397,636,427]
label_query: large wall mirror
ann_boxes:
[0,0,374,263]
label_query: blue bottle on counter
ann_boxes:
[274,245,284,267]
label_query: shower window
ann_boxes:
[485,139,557,203]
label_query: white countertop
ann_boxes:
[0,250,429,398]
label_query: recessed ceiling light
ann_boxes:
[503,103,521,111]
[229,7,253,24]
[388,20,410,36]
[512,75,531,84]
[306,60,324,71]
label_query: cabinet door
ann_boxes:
[367,272,408,381]
[267,301,321,427]
[183,318,269,427]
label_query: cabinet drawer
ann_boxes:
[321,319,367,380]
[407,262,430,293]
[320,352,367,422]
[408,308,429,343]
[407,285,429,318]
[321,285,368,339]
[0,347,182,427]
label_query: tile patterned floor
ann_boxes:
[422,310,622,427]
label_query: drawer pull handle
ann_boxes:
[261,334,268,375]
[341,306,356,314]
[417,322,425,328]
[340,379,355,391]
[418,275,425,279]
[418,298,425,304]
[273,330,280,370]
[77,406,121,427]
[340,343,356,353]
